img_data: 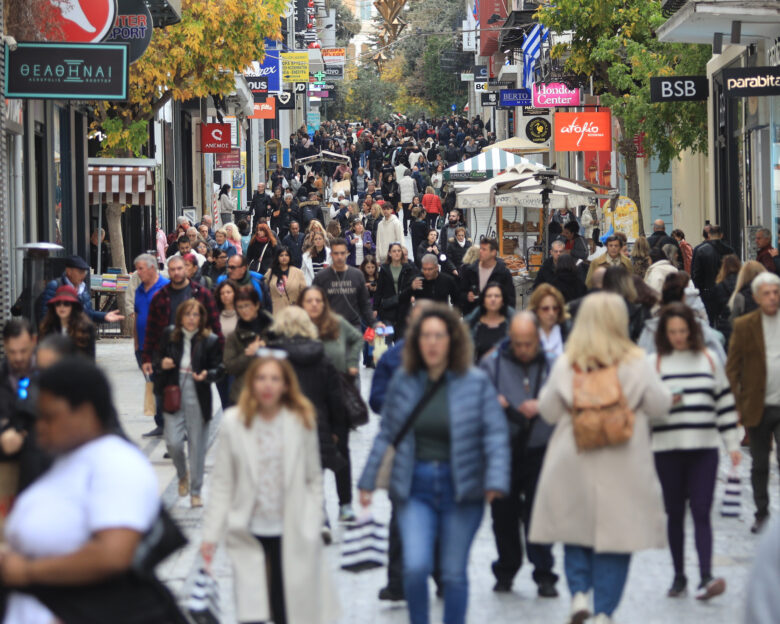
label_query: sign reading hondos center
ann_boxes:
[5,42,129,100]
[722,66,780,97]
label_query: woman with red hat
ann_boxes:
[39,285,97,360]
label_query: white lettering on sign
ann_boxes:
[559,117,604,147]
[726,75,780,90]
[661,80,698,98]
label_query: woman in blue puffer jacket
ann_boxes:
[359,304,510,624]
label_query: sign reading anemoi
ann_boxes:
[5,42,129,100]
[722,66,780,97]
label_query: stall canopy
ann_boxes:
[444,148,529,182]
[483,137,548,155]
[88,158,156,206]
[456,163,546,209]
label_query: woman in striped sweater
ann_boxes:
[652,302,741,601]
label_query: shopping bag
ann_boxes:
[340,516,388,573]
[720,469,741,518]
[186,568,220,624]
[0,461,19,540]
[144,381,156,417]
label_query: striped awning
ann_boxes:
[443,148,526,182]
[88,166,155,206]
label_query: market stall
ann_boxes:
[443,148,533,183]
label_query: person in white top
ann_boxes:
[0,358,178,624]
[375,203,404,264]
[529,284,570,366]
[201,355,339,624]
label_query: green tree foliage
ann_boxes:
[536,0,710,233]
[344,65,398,119]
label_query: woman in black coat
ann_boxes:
[549,254,587,303]
[446,227,472,269]
[373,242,419,338]
[154,300,223,507]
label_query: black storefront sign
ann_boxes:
[276,90,295,109]
[522,106,549,116]
[525,117,551,143]
[481,92,498,106]
[5,42,129,100]
[105,0,153,64]
[722,66,780,98]
[650,75,708,102]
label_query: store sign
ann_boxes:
[499,88,532,106]
[293,82,308,93]
[554,111,612,151]
[722,66,780,98]
[481,92,498,107]
[245,55,281,95]
[201,123,232,153]
[650,76,708,102]
[472,65,488,80]
[281,51,309,82]
[324,64,344,79]
[462,20,476,52]
[249,97,276,119]
[321,47,345,65]
[474,81,489,92]
[47,0,116,43]
[5,42,129,100]
[523,106,549,116]
[276,90,295,109]
[525,117,551,144]
[105,0,153,64]
[533,83,581,107]
[215,149,241,169]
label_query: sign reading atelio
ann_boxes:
[201,123,232,153]
[554,112,612,151]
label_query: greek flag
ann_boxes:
[522,24,549,90]
[472,0,479,27]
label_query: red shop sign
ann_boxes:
[201,123,232,153]
[46,0,116,43]
[554,112,612,152]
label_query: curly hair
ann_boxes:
[403,304,472,374]
[655,302,704,356]
[528,283,569,323]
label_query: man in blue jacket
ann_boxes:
[216,255,272,313]
[39,255,124,325]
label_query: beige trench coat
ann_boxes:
[529,355,672,553]
[202,407,339,623]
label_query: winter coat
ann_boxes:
[302,247,332,286]
[153,327,224,421]
[246,237,277,276]
[265,267,307,312]
[459,259,516,314]
[529,354,671,552]
[729,284,759,323]
[201,407,339,624]
[267,336,346,471]
[550,271,587,303]
[446,239,472,269]
[222,314,275,401]
[321,315,363,374]
[358,368,511,502]
[346,231,375,266]
[712,273,737,341]
[375,215,404,264]
[421,193,443,216]
[40,274,106,325]
[691,239,735,292]
[644,259,678,295]
[373,262,418,330]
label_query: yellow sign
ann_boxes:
[265,140,282,169]
[281,52,309,82]
[605,196,640,240]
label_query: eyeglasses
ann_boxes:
[539,306,560,312]
[256,348,288,360]
[227,265,242,270]
[17,377,30,400]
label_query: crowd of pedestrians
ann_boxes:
[0,116,778,624]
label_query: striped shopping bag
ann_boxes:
[340,517,388,573]
[720,470,742,518]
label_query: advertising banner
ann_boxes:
[722,66,780,98]
[201,123,233,153]
[499,89,532,106]
[281,52,309,82]
[245,55,281,95]
[249,97,276,119]
[215,149,241,169]
[5,42,129,100]
[554,111,612,151]
[649,75,708,102]
[532,83,581,107]
[321,47,346,65]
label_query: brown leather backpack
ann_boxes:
[572,365,635,451]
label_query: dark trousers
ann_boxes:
[426,213,439,230]
[244,535,286,624]
[135,349,163,429]
[490,444,556,585]
[654,448,718,581]
[401,202,411,235]
[748,406,780,519]
[215,375,234,411]
[335,428,352,506]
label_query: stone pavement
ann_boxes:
[99,337,777,624]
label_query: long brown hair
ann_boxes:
[403,304,472,374]
[297,286,340,340]
[716,254,741,284]
[237,357,316,429]
[171,299,211,342]
[39,305,94,353]
[655,302,705,355]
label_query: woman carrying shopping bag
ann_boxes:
[201,355,339,624]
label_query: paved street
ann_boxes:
[101,337,776,624]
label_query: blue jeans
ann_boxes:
[397,461,484,624]
[135,349,163,428]
[564,545,631,616]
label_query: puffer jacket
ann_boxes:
[358,368,510,502]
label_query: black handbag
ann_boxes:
[339,372,369,428]
[132,506,188,576]
[379,294,399,312]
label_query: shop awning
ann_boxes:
[484,136,548,155]
[444,148,529,181]
[657,0,780,44]
[88,158,156,206]
[456,162,545,208]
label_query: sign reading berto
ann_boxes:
[722,66,780,98]
[532,83,581,107]
[554,111,612,151]
[499,89,532,106]
[5,42,129,100]
[650,75,708,102]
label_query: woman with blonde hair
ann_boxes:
[728,260,766,322]
[223,223,243,256]
[201,356,339,624]
[529,292,671,624]
[630,236,652,279]
[528,284,570,365]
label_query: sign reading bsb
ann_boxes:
[554,112,612,151]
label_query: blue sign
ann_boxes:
[245,53,281,94]
[451,104,456,111]
[499,89,532,106]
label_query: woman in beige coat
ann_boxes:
[529,292,672,624]
[265,246,307,312]
[201,355,339,624]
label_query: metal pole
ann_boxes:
[97,200,103,276]
[0,0,11,336]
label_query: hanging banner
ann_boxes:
[249,97,276,119]
[554,111,612,151]
[245,55,281,96]
[215,150,241,169]
[276,90,295,109]
[321,47,345,65]
[281,51,310,82]
[722,66,780,98]
[324,64,344,80]
[201,123,232,153]
[104,0,153,64]
[532,83,581,107]
[46,0,116,43]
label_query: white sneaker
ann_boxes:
[592,615,614,624]
[569,592,590,624]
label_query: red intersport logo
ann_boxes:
[48,0,117,43]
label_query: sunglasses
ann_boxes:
[256,348,288,360]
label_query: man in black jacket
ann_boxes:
[563,221,588,261]
[691,224,734,324]
[647,219,681,261]
[281,220,306,268]
[533,241,565,290]
[407,255,460,306]
[250,182,271,231]
[459,238,516,314]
